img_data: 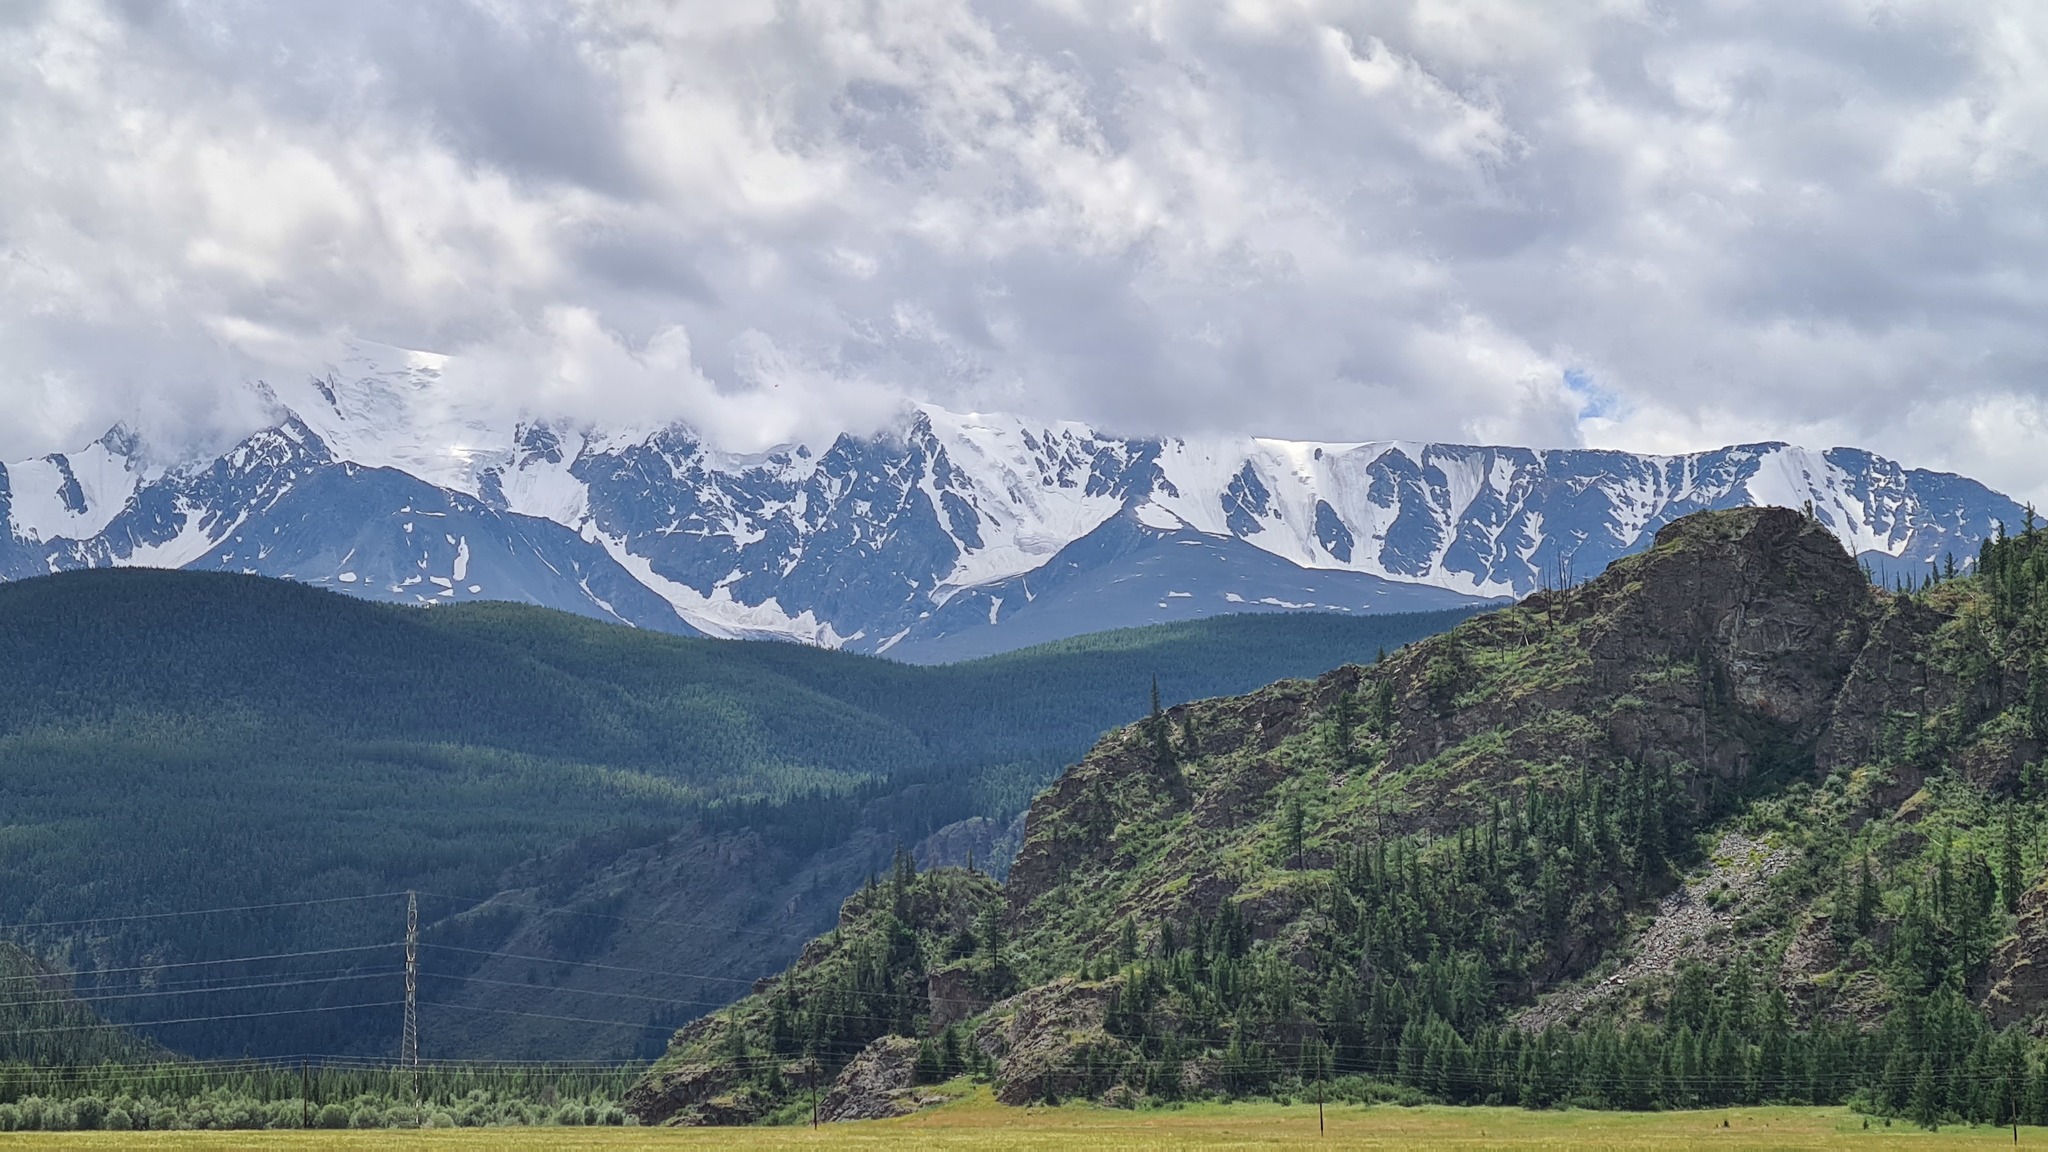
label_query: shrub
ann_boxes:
[17,1097,51,1131]
[315,1103,350,1129]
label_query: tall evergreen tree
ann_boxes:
[2006,809,2027,915]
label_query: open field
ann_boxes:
[1,1096,2044,1149]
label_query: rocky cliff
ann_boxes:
[627,506,2048,1124]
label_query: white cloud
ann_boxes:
[2,0,2047,500]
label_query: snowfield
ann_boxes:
[0,343,2024,659]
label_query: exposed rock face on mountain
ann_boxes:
[626,505,2048,1123]
[0,343,2024,659]
[1001,507,1874,977]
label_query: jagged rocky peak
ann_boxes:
[1485,505,1877,747]
[2,338,2029,658]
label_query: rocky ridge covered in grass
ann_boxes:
[628,506,2048,1127]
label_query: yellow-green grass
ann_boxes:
[0,1095,2039,1149]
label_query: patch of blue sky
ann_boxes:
[1563,368,1623,423]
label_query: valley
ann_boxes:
[0,569,1470,1061]
[15,504,2048,1134]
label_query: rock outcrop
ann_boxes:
[817,1037,928,1122]
[1985,880,2048,1027]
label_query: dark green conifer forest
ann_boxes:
[0,568,1470,1060]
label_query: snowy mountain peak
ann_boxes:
[1,341,2026,659]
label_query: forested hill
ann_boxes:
[629,507,2048,1128]
[0,568,1473,1060]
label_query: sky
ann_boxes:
[4,0,2047,498]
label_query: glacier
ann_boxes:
[0,343,2025,661]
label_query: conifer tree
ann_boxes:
[1284,795,1307,869]
[1147,676,1175,767]
[1910,1056,1941,1130]
[1855,853,1879,938]
[2004,809,2025,915]
[1330,689,1360,766]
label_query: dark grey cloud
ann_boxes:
[3,0,2047,497]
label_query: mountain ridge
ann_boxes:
[1,342,2025,658]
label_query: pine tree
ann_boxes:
[976,905,1004,964]
[1368,678,1396,734]
[1330,689,1360,766]
[1285,795,1307,869]
[1147,676,1175,767]
[2003,808,2024,915]
[1910,1055,1941,1130]
[914,1038,942,1084]
[1855,854,1879,938]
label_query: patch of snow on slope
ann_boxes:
[115,502,234,570]
[4,440,145,543]
[1135,502,1185,530]
[1149,437,1521,598]
[921,406,1127,591]
[1744,446,1901,557]
[498,434,593,526]
[274,340,511,496]
[590,529,852,646]
[1149,436,1263,537]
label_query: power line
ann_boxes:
[13,970,400,1008]
[418,971,740,1015]
[419,1000,685,1033]
[5,1000,409,1038]
[416,943,761,988]
[0,942,403,985]
[411,888,830,944]
[0,892,405,933]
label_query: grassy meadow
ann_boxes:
[0,1096,2041,1149]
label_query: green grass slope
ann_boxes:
[0,569,1471,1059]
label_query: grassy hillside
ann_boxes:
[629,508,2048,1131]
[0,569,1472,1059]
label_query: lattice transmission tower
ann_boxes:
[401,892,419,1072]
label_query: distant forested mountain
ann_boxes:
[0,568,1471,1059]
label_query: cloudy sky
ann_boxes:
[5,1,2047,496]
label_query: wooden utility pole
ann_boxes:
[1316,1036,1325,1134]
[301,1060,310,1129]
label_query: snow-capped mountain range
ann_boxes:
[0,343,2025,661]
